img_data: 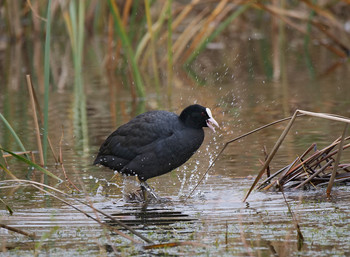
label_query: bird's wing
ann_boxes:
[96,111,179,161]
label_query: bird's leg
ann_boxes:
[140,180,160,202]
[140,181,148,202]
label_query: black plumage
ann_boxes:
[93,104,219,198]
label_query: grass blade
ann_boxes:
[0,113,28,158]
[0,163,18,180]
[0,148,62,182]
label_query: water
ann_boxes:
[1,37,350,256]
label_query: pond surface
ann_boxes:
[1,37,350,256]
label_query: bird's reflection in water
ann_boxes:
[106,202,195,229]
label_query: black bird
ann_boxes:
[93,104,219,200]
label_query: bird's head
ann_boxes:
[180,104,219,132]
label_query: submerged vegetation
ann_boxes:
[1,0,350,256]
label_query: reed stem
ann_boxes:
[43,0,52,165]
[166,0,173,101]
[326,123,349,196]
[243,111,299,202]
[26,75,44,166]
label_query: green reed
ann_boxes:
[0,113,28,158]
[67,0,89,153]
[0,148,61,181]
[43,0,52,165]
[166,0,173,101]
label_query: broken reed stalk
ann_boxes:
[244,110,350,201]
[26,75,45,166]
[243,111,299,202]
[0,223,36,239]
[277,142,320,185]
[278,137,340,183]
[185,114,304,201]
[295,160,333,189]
[263,145,270,177]
[29,77,58,163]
[257,158,298,190]
[188,109,349,202]
[297,110,350,124]
[278,143,315,178]
[326,123,349,196]
[280,141,350,189]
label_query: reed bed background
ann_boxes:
[2,1,350,96]
[1,0,349,157]
[1,1,350,255]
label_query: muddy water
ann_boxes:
[1,39,350,256]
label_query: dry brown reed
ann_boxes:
[26,75,45,167]
[186,110,350,201]
[0,223,36,239]
[185,114,305,201]
[244,110,350,201]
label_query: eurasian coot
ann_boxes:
[93,104,219,200]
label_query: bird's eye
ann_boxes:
[201,112,206,116]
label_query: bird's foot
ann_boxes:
[140,181,171,203]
